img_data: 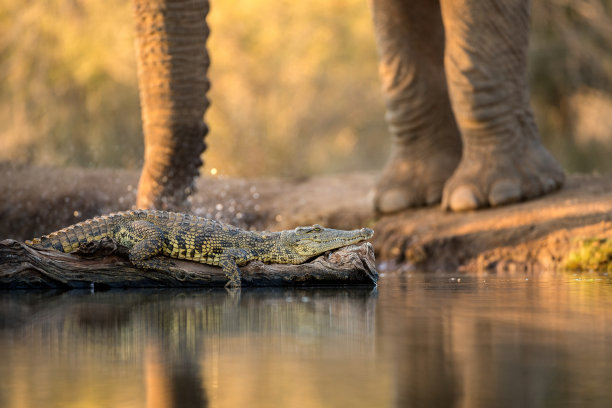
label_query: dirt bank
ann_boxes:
[2,162,611,272]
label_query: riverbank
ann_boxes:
[3,162,612,272]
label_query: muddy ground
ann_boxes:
[2,162,612,273]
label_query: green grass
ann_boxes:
[565,238,612,272]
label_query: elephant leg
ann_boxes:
[370,0,462,213]
[133,0,210,210]
[440,0,564,211]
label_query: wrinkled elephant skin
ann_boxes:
[132,0,563,214]
[370,0,564,212]
[133,0,210,211]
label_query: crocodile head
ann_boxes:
[279,224,374,262]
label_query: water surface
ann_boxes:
[1,272,610,407]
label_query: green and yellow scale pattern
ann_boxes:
[26,210,373,286]
[27,209,269,261]
[26,209,373,287]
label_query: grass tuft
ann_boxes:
[564,238,612,272]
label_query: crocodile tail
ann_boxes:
[25,216,117,253]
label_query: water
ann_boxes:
[0,272,610,408]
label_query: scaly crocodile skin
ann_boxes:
[26,210,374,287]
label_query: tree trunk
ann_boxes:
[0,240,378,289]
[133,0,210,210]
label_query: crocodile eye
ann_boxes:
[295,226,310,234]
[295,225,324,235]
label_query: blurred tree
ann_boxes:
[530,0,612,172]
[204,0,386,177]
[0,0,610,175]
[0,0,142,168]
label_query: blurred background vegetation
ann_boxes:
[1,0,611,177]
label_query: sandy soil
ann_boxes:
[2,162,611,273]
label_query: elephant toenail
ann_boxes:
[449,186,479,212]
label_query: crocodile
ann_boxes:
[26,210,374,287]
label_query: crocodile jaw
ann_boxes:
[281,225,374,259]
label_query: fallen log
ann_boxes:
[0,239,377,289]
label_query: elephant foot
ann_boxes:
[374,142,461,213]
[441,139,565,212]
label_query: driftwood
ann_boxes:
[0,239,377,289]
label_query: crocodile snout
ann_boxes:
[361,228,374,239]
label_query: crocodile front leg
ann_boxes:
[121,220,166,269]
[219,248,250,288]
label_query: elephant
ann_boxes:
[370,0,564,212]
[133,0,210,210]
[133,0,564,213]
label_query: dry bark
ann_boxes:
[0,239,377,289]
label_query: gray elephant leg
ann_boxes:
[370,0,462,213]
[440,0,564,211]
[133,0,210,210]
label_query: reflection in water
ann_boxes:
[380,273,612,408]
[0,273,610,407]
